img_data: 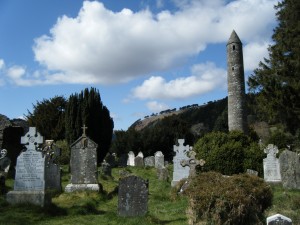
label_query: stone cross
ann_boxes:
[81,124,88,137]
[264,144,278,158]
[180,150,205,177]
[20,127,44,151]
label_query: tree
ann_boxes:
[26,96,66,140]
[65,87,114,163]
[248,0,300,134]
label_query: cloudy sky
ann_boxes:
[0,0,277,130]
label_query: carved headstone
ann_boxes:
[6,127,52,206]
[105,152,117,168]
[267,214,292,225]
[134,156,144,167]
[157,167,169,181]
[144,156,155,167]
[279,150,300,189]
[44,140,61,193]
[154,151,164,169]
[118,175,148,217]
[0,148,11,194]
[127,151,135,166]
[181,150,205,177]
[263,144,281,182]
[172,139,190,187]
[101,160,112,177]
[65,125,99,192]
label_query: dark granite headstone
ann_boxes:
[65,125,99,192]
[118,154,128,167]
[279,150,300,189]
[101,160,112,176]
[105,153,117,168]
[118,175,148,217]
[134,156,144,167]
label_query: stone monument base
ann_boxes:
[6,191,51,207]
[65,183,100,192]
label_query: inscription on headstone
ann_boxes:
[118,175,148,217]
[263,144,281,182]
[172,139,190,187]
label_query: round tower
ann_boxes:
[227,30,247,133]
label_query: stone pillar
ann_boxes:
[227,30,247,133]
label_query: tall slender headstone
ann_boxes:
[65,125,99,192]
[127,151,135,166]
[154,151,164,169]
[172,139,190,187]
[227,30,247,133]
[6,127,51,206]
[279,150,300,189]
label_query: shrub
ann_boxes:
[185,172,273,225]
[55,140,70,165]
[193,131,264,176]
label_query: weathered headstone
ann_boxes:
[44,140,62,193]
[0,149,11,194]
[144,156,155,167]
[127,151,135,166]
[6,127,51,206]
[137,151,144,159]
[154,151,164,169]
[105,152,117,168]
[157,167,169,181]
[101,160,112,177]
[279,150,300,189]
[181,150,205,177]
[267,213,292,225]
[118,175,148,217]
[65,125,99,192]
[134,156,144,167]
[263,144,281,182]
[172,139,190,187]
[246,169,258,176]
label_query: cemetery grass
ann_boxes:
[0,166,189,225]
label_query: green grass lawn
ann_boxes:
[0,166,188,225]
[1,166,300,225]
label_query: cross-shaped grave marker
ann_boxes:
[180,150,205,177]
[21,127,44,151]
[81,124,88,137]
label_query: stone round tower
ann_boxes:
[227,30,247,133]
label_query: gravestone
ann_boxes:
[118,175,148,217]
[267,214,292,225]
[134,156,144,167]
[263,144,281,182]
[157,167,169,181]
[0,149,11,194]
[154,151,164,169]
[101,160,112,177]
[137,151,144,158]
[144,156,155,167]
[65,125,99,192]
[6,127,51,206]
[127,151,135,166]
[118,153,128,167]
[246,169,258,176]
[279,150,300,189]
[105,152,117,168]
[181,150,205,177]
[172,139,190,187]
[44,140,61,193]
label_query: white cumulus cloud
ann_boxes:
[28,0,276,85]
[132,61,226,100]
[146,101,169,112]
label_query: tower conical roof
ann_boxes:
[227,30,242,45]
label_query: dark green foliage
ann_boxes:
[55,140,70,165]
[193,131,264,176]
[26,96,66,140]
[248,0,300,134]
[65,87,114,163]
[185,172,273,225]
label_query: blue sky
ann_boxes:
[0,0,277,131]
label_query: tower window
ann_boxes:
[233,45,235,51]
[232,66,234,71]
